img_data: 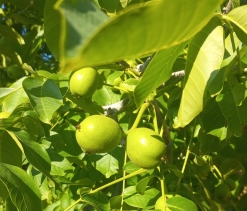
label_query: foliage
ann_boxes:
[1,0,247,211]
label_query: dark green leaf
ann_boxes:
[7,129,52,178]
[219,158,245,178]
[0,162,42,211]
[216,82,247,136]
[81,192,110,211]
[0,24,24,44]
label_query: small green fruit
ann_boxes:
[76,115,122,153]
[224,178,236,191]
[6,65,23,79]
[126,128,166,169]
[215,183,230,199]
[69,67,99,98]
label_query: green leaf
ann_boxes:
[47,149,74,176]
[22,77,63,124]
[136,176,156,194]
[134,43,187,108]
[176,17,224,128]
[0,131,22,167]
[57,122,82,156]
[0,162,42,211]
[0,24,24,44]
[208,45,247,96]
[66,92,103,115]
[123,161,141,174]
[93,85,121,106]
[7,129,52,178]
[0,77,29,113]
[44,0,62,60]
[81,192,110,211]
[166,196,198,211]
[98,0,120,13]
[44,0,108,61]
[58,0,222,71]
[216,82,247,136]
[202,98,226,133]
[124,187,159,208]
[219,158,245,178]
[0,132,22,200]
[89,147,124,178]
[227,5,247,44]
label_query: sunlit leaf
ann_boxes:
[134,43,187,108]
[227,5,247,44]
[167,196,198,211]
[56,0,222,72]
[176,17,224,128]
[124,187,159,208]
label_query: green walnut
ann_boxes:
[69,67,99,98]
[126,128,166,169]
[76,115,122,153]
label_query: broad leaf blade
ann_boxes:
[7,129,52,178]
[134,43,186,107]
[22,77,63,124]
[167,196,198,211]
[81,192,110,211]
[176,17,224,128]
[58,0,222,72]
[216,82,247,136]
[227,5,247,44]
[0,162,42,211]
[44,0,108,61]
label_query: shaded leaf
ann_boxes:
[58,0,222,71]
[81,192,110,211]
[7,129,52,178]
[219,158,245,178]
[22,77,63,124]
[0,162,42,211]
[134,43,187,108]
[176,17,224,128]
[216,82,247,136]
[0,24,24,44]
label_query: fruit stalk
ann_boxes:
[128,102,150,132]
[64,168,148,211]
